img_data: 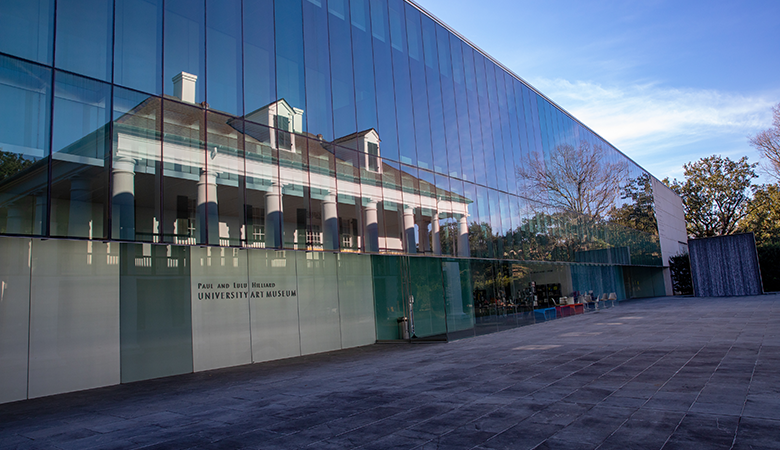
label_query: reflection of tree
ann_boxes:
[468,222,493,259]
[609,173,658,235]
[0,152,36,181]
[517,141,629,220]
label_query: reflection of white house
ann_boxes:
[0,72,471,254]
[112,73,471,254]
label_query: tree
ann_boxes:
[739,184,780,246]
[517,141,629,221]
[749,102,780,180]
[666,155,757,238]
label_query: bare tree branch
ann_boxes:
[517,141,629,221]
[749,102,780,180]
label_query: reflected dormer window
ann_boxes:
[367,141,379,172]
[274,114,292,150]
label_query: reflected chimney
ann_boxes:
[172,72,198,103]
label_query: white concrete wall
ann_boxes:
[652,177,689,295]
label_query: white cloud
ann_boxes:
[529,78,776,154]
[527,78,779,181]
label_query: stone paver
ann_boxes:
[1,295,778,449]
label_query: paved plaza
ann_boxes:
[1,295,778,449]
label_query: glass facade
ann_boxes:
[0,0,670,397]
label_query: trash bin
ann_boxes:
[397,317,409,340]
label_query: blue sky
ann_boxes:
[416,0,780,183]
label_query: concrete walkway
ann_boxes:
[1,295,778,450]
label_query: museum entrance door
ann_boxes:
[371,255,447,341]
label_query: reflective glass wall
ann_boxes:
[0,0,663,304]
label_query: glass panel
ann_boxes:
[436,25,461,179]
[190,246,251,371]
[114,0,163,94]
[379,161,403,252]
[417,169,436,254]
[400,164,419,254]
[404,5,432,170]
[28,239,119,398]
[206,0,242,115]
[369,0,400,163]
[161,99,204,244]
[408,256,446,338]
[334,146,362,252]
[206,111,245,246]
[0,56,50,236]
[163,0,205,103]
[474,53,495,189]
[442,259,474,339]
[329,0,357,141]
[248,249,301,362]
[388,0,415,166]
[371,254,404,340]
[422,18,447,176]
[243,0,276,114]
[471,259,497,335]
[296,251,341,355]
[120,243,192,383]
[0,236,32,403]
[55,0,112,81]
[337,252,376,347]
[50,71,110,239]
[302,0,333,140]
[242,120,279,248]
[0,0,54,64]
[495,261,518,331]
[350,0,378,133]
[279,134,310,250]
[461,43,481,185]
[275,0,306,117]
[308,134,336,251]
[112,87,162,241]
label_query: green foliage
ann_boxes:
[667,155,757,238]
[669,253,693,295]
[739,184,780,246]
[609,173,659,236]
[0,151,35,181]
[756,244,780,292]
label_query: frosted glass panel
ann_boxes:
[0,237,32,403]
[120,243,192,383]
[190,246,251,371]
[337,253,376,348]
[296,251,341,355]
[28,240,120,398]
[248,249,300,362]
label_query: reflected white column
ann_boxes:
[432,213,441,256]
[403,206,416,254]
[265,182,282,248]
[322,193,339,251]
[197,169,219,244]
[112,156,135,240]
[364,200,379,252]
[68,178,92,237]
[458,215,470,257]
[417,214,430,253]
